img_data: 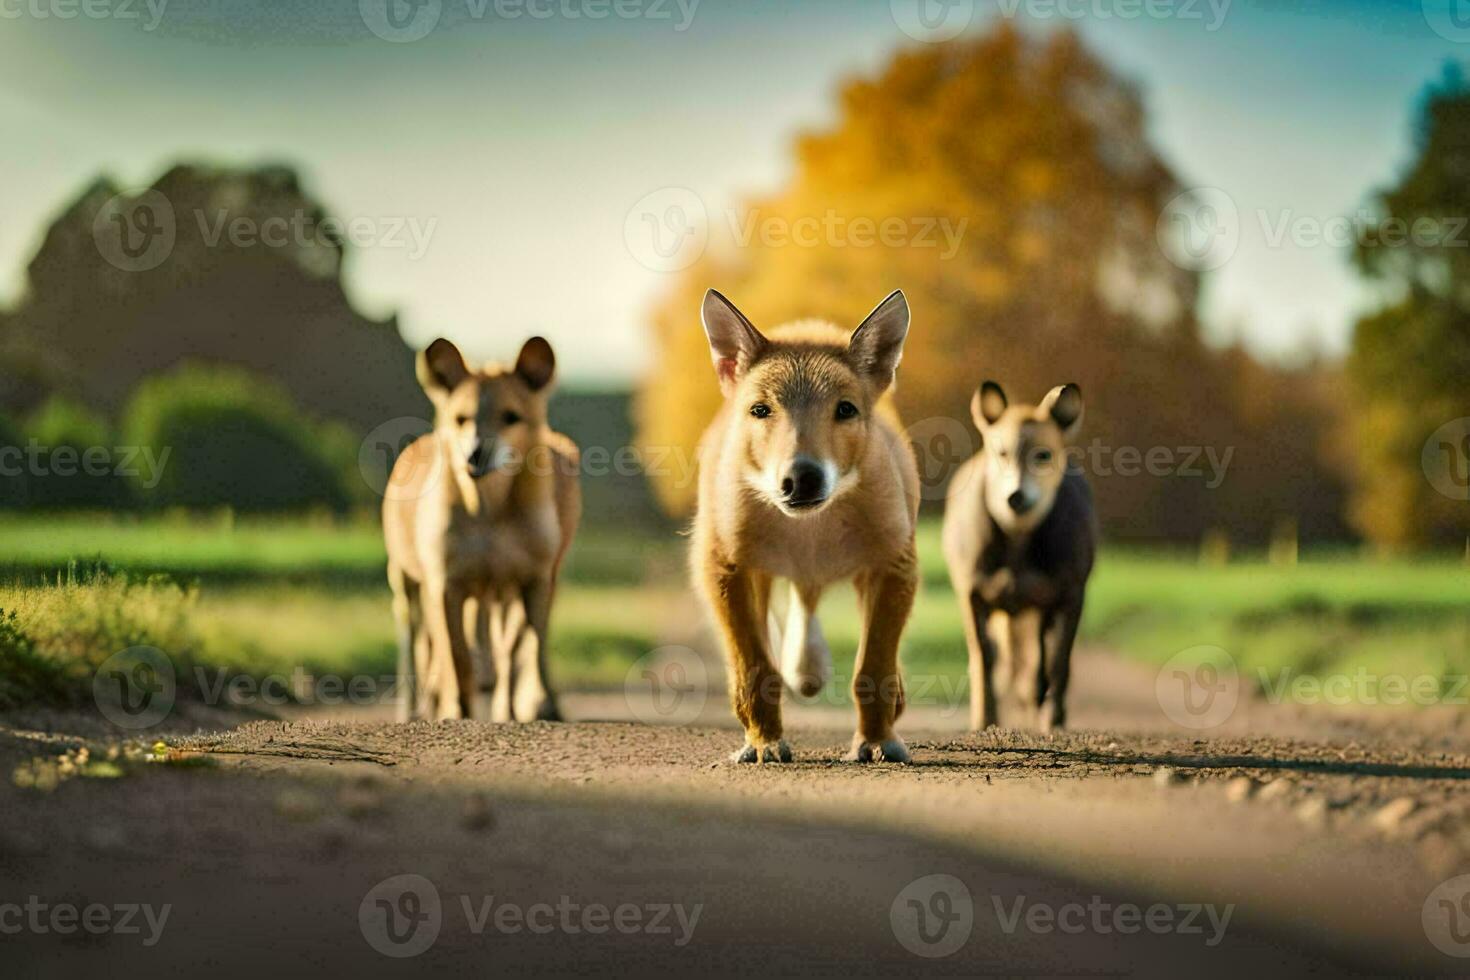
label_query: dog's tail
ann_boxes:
[768,581,831,698]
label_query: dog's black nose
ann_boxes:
[780,458,828,509]
[467,443,494,475]
[1007,489,1034,514]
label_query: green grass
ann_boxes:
[0,513,387,586]
[0,564,202,710]
[0,513,680,587]
[1,515,1466,713]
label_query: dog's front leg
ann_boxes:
[463,594,498,721]
[846,551,917,763]
[959,587,999,730]
[483,589,520,723]
[421,579,473,721]
[705,563,788,763]
[388,565,420,722]
[1009,609,1045,723]
[1038,602,1081,733]
[512,576,561,722]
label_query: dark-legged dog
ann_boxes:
[942,381,1095,731]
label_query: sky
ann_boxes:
[0,0,1465,381]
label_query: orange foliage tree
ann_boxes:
[638,26,1347,543]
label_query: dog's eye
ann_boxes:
[502,410,522,426]
[749,403,772,419]
[835,400,859,420]
[456,415,473,427]
[1033,449,1053,464]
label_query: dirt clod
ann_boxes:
[1225,776,1256,803]
[1371,796,1418,835]
[1295,797,1329,827]
[1152,766,1183,787]
[1258,779,1293,802]
[461,792,495,832]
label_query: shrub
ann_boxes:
[24,396,131,510]
[121,365,353,513]
[0,411,31,509]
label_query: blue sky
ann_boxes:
[0,0,1464,380]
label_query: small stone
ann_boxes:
[1225,777,1256,803]
[1153,767,1182,787]
[1371,797,1418,835]
[1258,779,1292,802]
[460,793,495,832]
[1295,797,1328,827]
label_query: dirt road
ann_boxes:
[3,647,1470,977]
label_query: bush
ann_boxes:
[24,397,132,510]
[121,365,354,513]
[0,411,31,509]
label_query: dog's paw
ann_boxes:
[515,696,561,723]
[843,733,910,764]
[730,740,793,764]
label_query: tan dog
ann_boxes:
[690,289,920,763]
[383,336,580,723]
[941,381,1095,732]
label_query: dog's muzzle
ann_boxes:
[779,456,829,511]
[466,440,498,478]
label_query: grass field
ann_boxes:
[1,515,1466,711]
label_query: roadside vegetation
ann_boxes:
[0,516,1466,716]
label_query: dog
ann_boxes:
[382,336,580,723]
[690,289,920,763]
[941,380,1095,732]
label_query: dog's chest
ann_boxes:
[974,538,1060,612]
[442,506,558,586]
[741,513,867,587]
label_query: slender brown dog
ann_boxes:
[382,336,580,722]
[941,380,1095,732]
[690,289,920,763]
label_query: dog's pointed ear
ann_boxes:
[1039,383,1084,440]
[702,289,768,395]
[514,336,556,392]
[848,290,909,390]
[972,381,1007,430]
[417,338,470,397]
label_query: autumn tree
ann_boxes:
[638,26,1347,544]
[1348,66,1470,548]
